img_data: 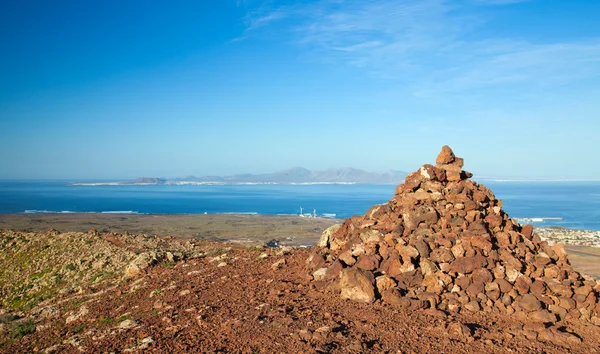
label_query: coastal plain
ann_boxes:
[0,213,339,247]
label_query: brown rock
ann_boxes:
[500,250,523,272]
[306,253,326,270]
[486,289,501,301]
[537,327,582,346]
[519,294,542,312]
[534,252,551,266]
[484,213,503,229]
[505,267,522,283]
[403,206,439,231]
[338,250,356,266]
[521,224,534,239]
[551,244,569,260]
[467,282,485,297]
[398,172,422,194]
[445,166,463,181]
[472,268,493,286]
[447,322,473,340]
[493,264,505,279]
[380,253,403,278]
[375,275,397,294]
[430,248,455,263]
[382,289,410,307]
[395,271,424,290]
[529,310,556,323]
[513,276,532,295]
[464,301,481,312]
[359,229,382,244]
[495,232,512,248]
[419,164,437,180]
[325,260,344,280]
[545,279,573,297]
[420,259,439,276]
[318,224,341,247]
[559,297,576,310]
[448,255,487,274]
[398,245,420,262]
[414,239,431,258]
[312,267,328,281]
[455,275,471,290]
[436,145,455,165]
[530,280,546,295]
[451,244,465,259]
[548,305,568,320]
[434,167,447,182]
[355,255,379,271]
[340,268,375,303]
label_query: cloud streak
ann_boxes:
[240,0,600,95]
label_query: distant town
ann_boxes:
[537,227,600,247]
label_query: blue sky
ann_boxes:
[1,0,599,180]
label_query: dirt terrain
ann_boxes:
[0,228,599,353]
[1,236,599,353]
[565,246,600,279]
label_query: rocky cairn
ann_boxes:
[307,146,600,325]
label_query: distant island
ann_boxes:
[71,167,407,186]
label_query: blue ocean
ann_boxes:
[0,180,599,231]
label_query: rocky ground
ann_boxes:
[0,229,213,314]
[2,238,600,354]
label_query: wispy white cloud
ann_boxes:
[245,7,289,31]
[239,0,600,95]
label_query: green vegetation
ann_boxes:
[11,319,35,339]
[29,267,53,280]
[161,262,176,268]
[8,290,53,311]
[72,324,86,334]
[91,271,111,282]
[65,264,77,271]
[98,316,114,325]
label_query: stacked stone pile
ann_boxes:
[306,146,600,325]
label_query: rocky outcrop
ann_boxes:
[0,229,206,311]
[307,146,600,325]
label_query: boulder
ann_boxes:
[340,268,375,303]
[519,294,542,312]
[318,224,341,248]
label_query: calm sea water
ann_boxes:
[0,180,599,231]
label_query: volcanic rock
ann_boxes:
[307,145,600,325]
[340,268,375,303]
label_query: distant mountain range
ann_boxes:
[73,168,408,186]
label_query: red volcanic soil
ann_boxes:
[4,244,600,353]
